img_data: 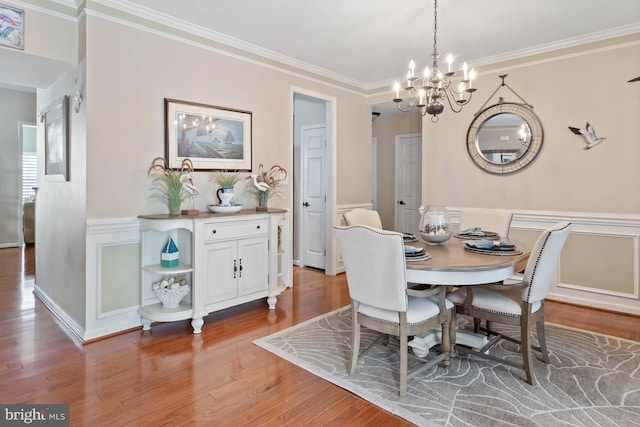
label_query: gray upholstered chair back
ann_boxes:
[343,208,383,229]
[333,225,407,312]
[459,209,513,237]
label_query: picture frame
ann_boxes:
[165,98,252,171]
[44,95,69,181]
[0,3,24,50]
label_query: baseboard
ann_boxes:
[33,285,85,345]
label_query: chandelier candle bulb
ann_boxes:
[393,81,400,100]
[447,54,453,73]
[463,62,468,80]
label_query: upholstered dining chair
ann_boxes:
[343,208,383,229]
[447,221,572,385]
[455,209,514,331]
[333,225,454,397]
[459,208,513,238]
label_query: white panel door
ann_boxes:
[394,134,422,234]
[301,125,326,269]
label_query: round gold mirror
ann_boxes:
[466,103,543,174]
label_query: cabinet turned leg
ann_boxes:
[267,296,277,309]
[191,317,204,334]
[141,318,152,331]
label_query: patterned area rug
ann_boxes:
[254,307,640,426]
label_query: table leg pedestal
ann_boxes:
[409,328,490,357]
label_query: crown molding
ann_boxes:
[27,0,640,95]
[90,0,368,91]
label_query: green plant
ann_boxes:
[211,170,242,189]
[148,157,193,215]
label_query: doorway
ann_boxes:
[394,133,422,234]
[292,89,336,274]
[20,122,37,246]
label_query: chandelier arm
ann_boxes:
[395,97,420,113]
[442,89,464,113]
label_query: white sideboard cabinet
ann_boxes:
[138,209,291,333]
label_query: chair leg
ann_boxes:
[521,316,534,385]
[399,315,408,397]
[536,319,550,364]
[473,317,482,333]
[449,311,457,360]
[441,319,451,366]
[349,306,360,376]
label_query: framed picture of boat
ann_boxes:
[164,99,252,171]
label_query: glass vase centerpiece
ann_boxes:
[419,205,452,245]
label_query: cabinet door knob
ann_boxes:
[212,229,217,234]
[256,225,260,229]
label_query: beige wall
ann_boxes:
[84,15,371,219]
[0,88,36,246]
[372,112,422,229]
[35,62,87,326]
[421,43,640,213]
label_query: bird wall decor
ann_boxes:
[568,122,607,150]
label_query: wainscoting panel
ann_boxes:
[85,218,141,341]
[451,208,640,315]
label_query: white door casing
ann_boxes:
[301,124,326,269]
[394,133,422,234]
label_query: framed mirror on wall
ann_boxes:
[466,102,543,174]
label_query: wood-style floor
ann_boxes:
[1,246,638,426]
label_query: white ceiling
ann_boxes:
[1,0,639,93]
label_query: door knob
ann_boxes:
[303,202,310,207]
[398,200,406,205]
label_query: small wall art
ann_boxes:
[44,95,69,181]
[0,4,24,50]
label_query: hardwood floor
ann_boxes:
[1,246,638,426]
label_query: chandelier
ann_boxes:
[392,0,476,122]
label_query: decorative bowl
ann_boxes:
[207,204,242,214]
[153,285,190,308]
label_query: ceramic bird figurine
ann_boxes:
[250,174,270,192]
[568,122,606,150]
[180,173,199,195]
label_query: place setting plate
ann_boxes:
[402,232,419,243]
[404,245,431,262]
[454,229,500,240]
[463,239,523,256]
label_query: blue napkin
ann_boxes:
[458,227,486,236]
[464,240,515,249]
[404,245,423,254]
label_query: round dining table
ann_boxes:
[405,236,531,286]
[404,235,531,354]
